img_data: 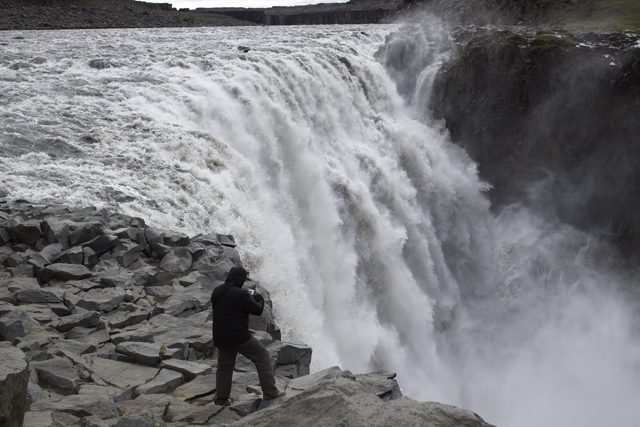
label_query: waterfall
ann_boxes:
[1,24,640,427]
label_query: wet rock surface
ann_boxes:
[424,27,640,251]
[0,199,493,426]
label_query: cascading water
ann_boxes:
[1,24,639,427]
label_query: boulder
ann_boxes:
[112,411,167,427]
[38,263,92,282]
[55,311,101,333]
[159,359,212,380]
[114,241,145,269]
[170,373,216,401]
[99,269,135,288]
[78,384,131,403]
[32,356,80,391]
[68,222,103,246]
[5,277,39,293]
[355,371,403,402]
[116,394,171,419]
[75,287,126,312]
[266,341,312,379]
[9,220,42,245]
[15,288,64,304]
[53,246,84,264]
[195,257,235,281]
[83,356,159,391]
[0,308,39,341]
[238,372,496,427]
[115,342,164,367]
[160,247,192,273]
[29,395,118,419]
[0,346,29,427]
[42,217,71,248]
[135,368,183,395]
[216,233,236,247]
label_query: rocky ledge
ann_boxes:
[0,199,495,427]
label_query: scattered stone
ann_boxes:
[9,220,42,245]
[159,359,212,380]
[160,247,192,273]
[0,308,39,340]
[75,287,126,312]
[55,310,100,332]
[171,373,217,401]
[115,341,163,367]
[78,384,131,403]
[39,263,92,282]
[30,395,118,419]
[53,246,84,264]
[84,356,159,390]
[32,356,80,391]
[135,368,183,395]
[112,411,167,427]
[15,287,64,304]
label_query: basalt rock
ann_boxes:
[427,28,640,251]
[0,200,492,427]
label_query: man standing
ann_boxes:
[211,266,286,405]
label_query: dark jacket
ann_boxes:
[211,267,264,348]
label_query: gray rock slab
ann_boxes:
[160,247,192,273]
[30,395,118,419]
[355,371,403,401]
[75,287,126,312]
[47,338,97,357]
[0,308,39,340]
[52,246,84,265]
[145,286,174,297]
[105,306,150,329]
[154,325,212,355]
[65,324,110,345]
[69,222,104,247]
[99,270,135,289]
[0,347,29,427]
[9,220,42,245]
[208,407,241,425]
[195,257,235,281]
[112,411,167,427]
[32,356,80,391]
[55,310,100,332]
[159,359,212,380]
[15,288,64,304]
[78,384,131,403]
[170,373,216,401]
[115,341,163,367]
[22,410,54,427]
[135,368,183,396]
[0,288,17,304]
[17,305,58,324]
[237,376,496,427]
[84,356,159,390]
[229,393,261,417]
[166,399,221,424]
[116,394,171,419]
[6,277,39,293]
[38,263,92,282]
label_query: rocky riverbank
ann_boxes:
[0,199,495,427]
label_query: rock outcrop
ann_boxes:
[0,199,495,426]
[425,28,640,250]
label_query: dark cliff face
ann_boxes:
[428,28,640,249]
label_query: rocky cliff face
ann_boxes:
[0,199,496,426]
[427,28,640,250]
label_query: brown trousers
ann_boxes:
[216,336,278,400]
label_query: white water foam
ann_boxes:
[1,25,639,426]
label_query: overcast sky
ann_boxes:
[153,0,349,10]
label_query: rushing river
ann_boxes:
[1,24,639,427]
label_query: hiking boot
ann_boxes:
[214,398,232,406]
[263,390,286,400]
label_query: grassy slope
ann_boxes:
[524,0,640,32]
